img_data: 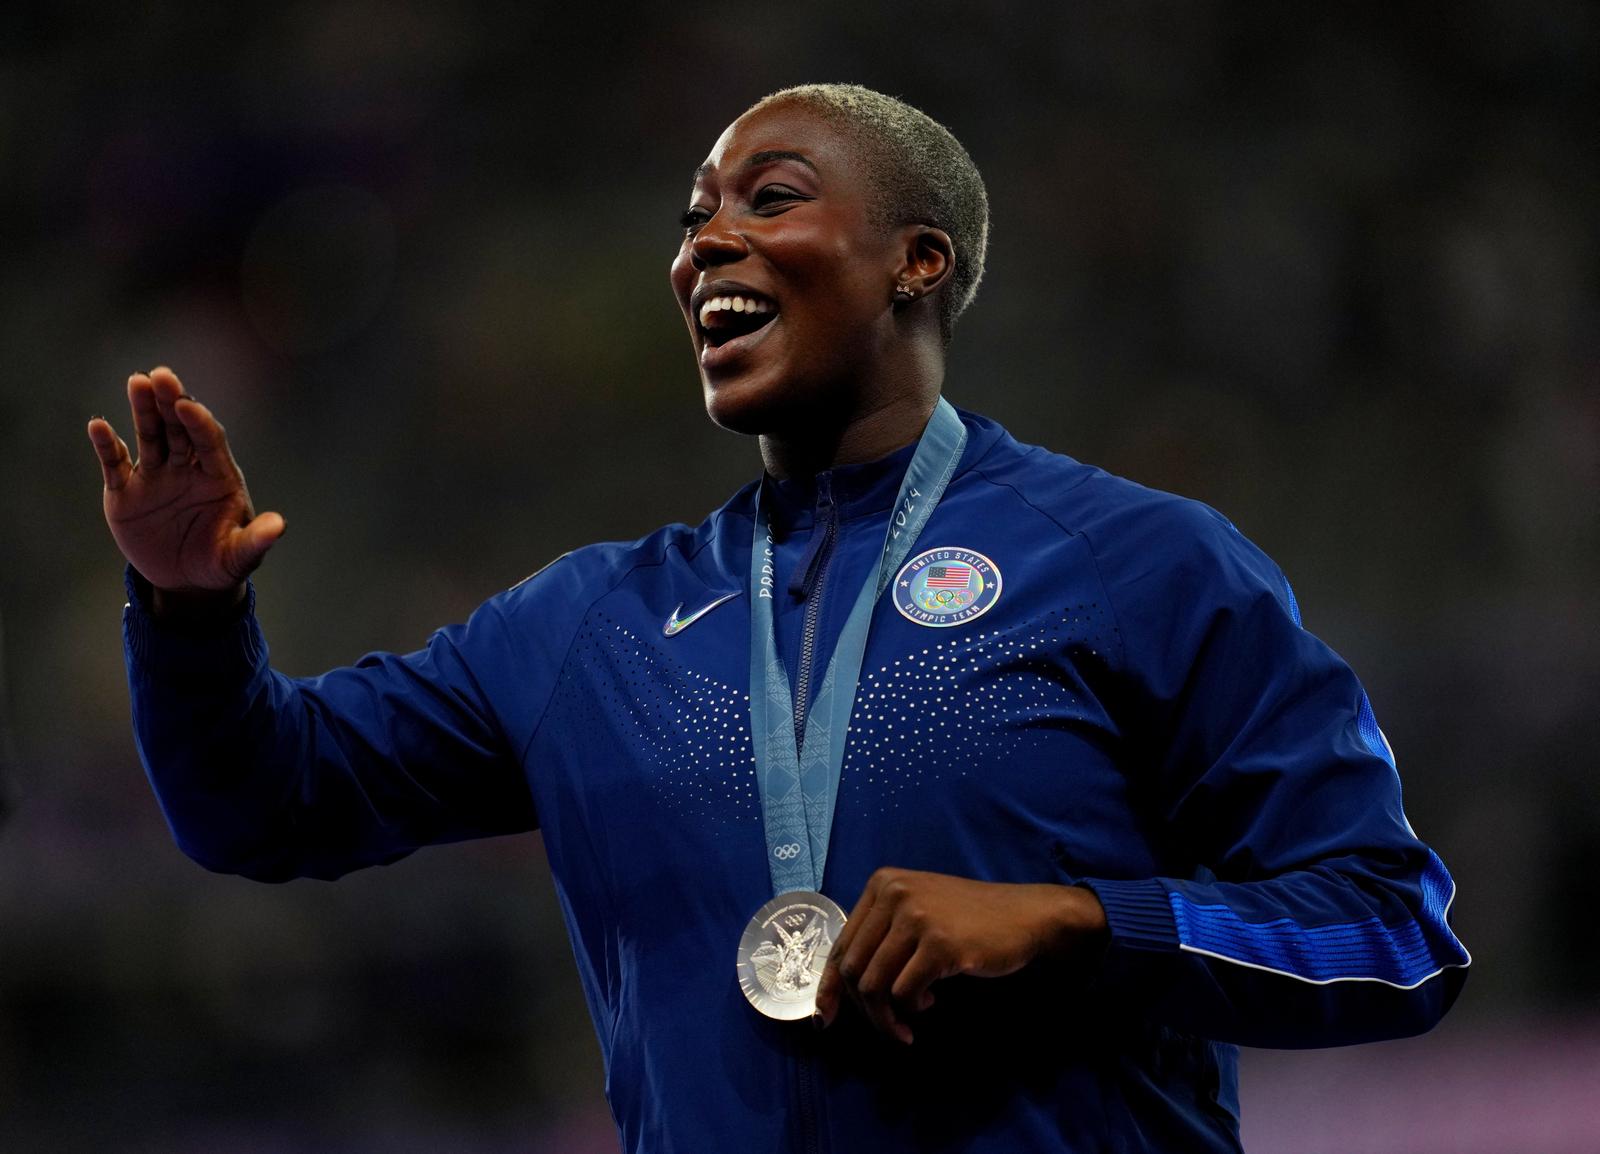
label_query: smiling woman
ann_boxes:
[668,86,984,477]
[89,83,1467,1154]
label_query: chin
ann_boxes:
[700,369,808,436]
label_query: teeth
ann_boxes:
[699,294,774,328]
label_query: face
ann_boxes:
[669,102,906,435]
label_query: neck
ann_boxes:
[759,392,940,481]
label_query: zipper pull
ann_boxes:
[788,472,836,600]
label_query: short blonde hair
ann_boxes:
[748,84,989,341]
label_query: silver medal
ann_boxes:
[736,891,848,1020]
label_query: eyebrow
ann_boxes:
[692,149,819,184]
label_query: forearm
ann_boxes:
[126,569,325,879]
[1083,853,1469,1048]
[123,568,536,882]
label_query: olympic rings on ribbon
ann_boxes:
[772,843,803,860]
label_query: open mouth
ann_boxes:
[697,291,779,348]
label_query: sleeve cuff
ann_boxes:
[1082,876,1181,954]
[122,566,266,682]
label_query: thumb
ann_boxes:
[231,511,287,575]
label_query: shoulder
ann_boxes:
[964,413,1232,553]
[962,411,1291,617]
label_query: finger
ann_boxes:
[819,915,870,1024]
[834,900,895,1026]
[127,373,167,467]
[815,953,842,1026]
[224,512,287,579]
[856,922,922,1045]
[817,874,885,1025]
[890,943,958,1017]
[173,395,236,478]
[833,868,891,958]
[149,367,194,464]
[87,418,133,491]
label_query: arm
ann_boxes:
[93,368,540,882]
[817,499,1467,1048]
[124,568,536,882]
[1077,500,1469,1047]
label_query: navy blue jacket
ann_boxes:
[124,408,1468,1153]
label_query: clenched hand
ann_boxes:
[814,867,1108,1044]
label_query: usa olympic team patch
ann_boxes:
[892,547,1001,628]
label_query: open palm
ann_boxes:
[87,367,284,596]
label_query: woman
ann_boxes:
[88,85,1468,1153]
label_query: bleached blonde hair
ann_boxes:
[748,84,990,341]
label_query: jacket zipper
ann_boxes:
[796,1051,822,1154]
[789,474,834,1154]
[791,472,837,754]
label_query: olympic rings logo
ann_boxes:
[772,843,803,860]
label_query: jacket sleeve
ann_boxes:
[122,566,557,883]
[1079,500,1470,1049]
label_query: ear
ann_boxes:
[892,225,955,302]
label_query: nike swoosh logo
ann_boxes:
[664,591,741,636]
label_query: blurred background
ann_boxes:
[1,2,1596,1151]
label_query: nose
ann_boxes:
[688,210,748,271]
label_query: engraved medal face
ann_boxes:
[737,891,847,1020]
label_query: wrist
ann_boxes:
[148,580,248,623]
[123,565,264,676]
[1033,883,1110,964]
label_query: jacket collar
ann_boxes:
[744,406,1006,535]
[765,437,921,534]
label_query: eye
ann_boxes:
[753,185,805,211]
[679,206,712,233]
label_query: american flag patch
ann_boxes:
[924,564,973,589]
[893,546,1001,628]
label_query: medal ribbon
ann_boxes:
[748,398,967,896]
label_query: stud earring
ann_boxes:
[893,283,915,303]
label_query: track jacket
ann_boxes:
[123,406,1469,1153]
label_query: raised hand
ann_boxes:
[87,368,285,608]
[813,867,1108,1044]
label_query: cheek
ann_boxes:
[767,234,878,330]
[668,247,695,314]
